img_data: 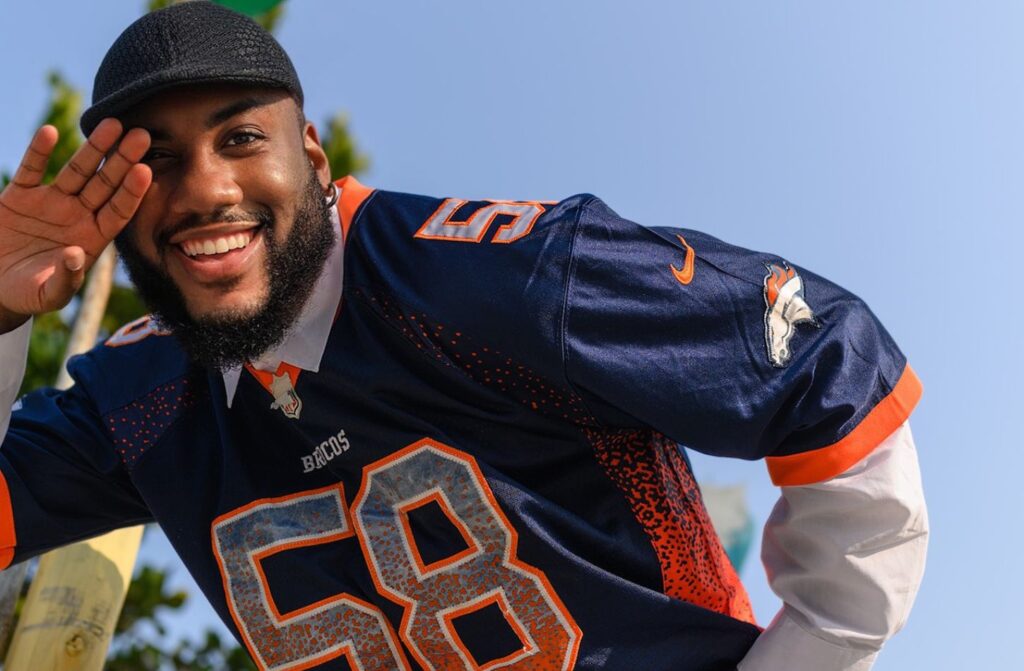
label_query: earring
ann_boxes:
[325,182,340,208]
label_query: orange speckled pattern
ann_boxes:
[583,428,755,624]
[105,376,197,469]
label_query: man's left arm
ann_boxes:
[739,421,928,671]
[560,197,927,668]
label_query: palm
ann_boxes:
[0,188,99,314]
[0,121,151,320]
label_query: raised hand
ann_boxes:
[0,119,152,332]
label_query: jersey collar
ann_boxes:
[221,203,344,407]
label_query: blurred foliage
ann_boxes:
[106,630,256,671]
[39,72,85,185]
[20,312,71,397]
[116,565,187,635]
[253,3,284,32]
[104,285,149,334]
[105,563,256,671]
[322,112,370,180]
[3,0,369,666]
[148,0,284,31]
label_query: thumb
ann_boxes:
[63,246,86,275]
[40,246,87,310]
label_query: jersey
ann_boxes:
[0,177,921,670]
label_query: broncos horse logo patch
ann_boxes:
[269,371,303,420]
[763,263,819,367]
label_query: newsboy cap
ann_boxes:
[81,1,303,136]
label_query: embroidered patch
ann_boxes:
[269,371,303,420]
[763,262,819,367]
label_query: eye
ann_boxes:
[225,130,265,147]
[141,148,174,164]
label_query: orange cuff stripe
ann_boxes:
[0,469,17,570]
[335,176,375,242]
[766,365,923,486]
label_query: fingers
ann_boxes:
[51,118,123,197]
[77,127,151,213]
[38,246,87,312]
[96,163,152,241]
[10,126,58,188]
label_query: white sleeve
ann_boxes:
[0,319,32,440]
[738,421,928,671]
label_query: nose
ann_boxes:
[167,149,243,220]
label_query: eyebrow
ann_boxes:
[131,95,278,141]
[205,95,276,129]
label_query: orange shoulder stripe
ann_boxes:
[334,176,375,242]
[766,365,922,486]
[0,469,16,569]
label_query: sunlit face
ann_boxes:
[120,84,330,318]
[114,85,336,369]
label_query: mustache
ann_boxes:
[156,207,274,248]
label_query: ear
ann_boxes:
[302,121,332,190]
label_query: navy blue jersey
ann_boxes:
[0,178,920,670]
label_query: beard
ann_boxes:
[115,170,335,371]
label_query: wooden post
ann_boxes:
[3,529,143,670]
[3,247,145,670]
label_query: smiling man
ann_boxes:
[0,3,927,670]
[115,86,336,368]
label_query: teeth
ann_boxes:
[181,231,253,257]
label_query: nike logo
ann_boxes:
[670,234,695,285]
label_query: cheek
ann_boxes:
[126,199,165,259]
[255,164,313,238]
[245,149,304,198]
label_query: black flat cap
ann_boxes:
[81,1,303,136]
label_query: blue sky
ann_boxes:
[2,2,1020,668]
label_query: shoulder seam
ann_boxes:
[351,188,378,234]
[558,197,605,425]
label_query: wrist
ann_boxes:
[0,307,30,335]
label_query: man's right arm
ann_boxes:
[0,116,150,447]
[0,319,31,440]
[0,120,154,566]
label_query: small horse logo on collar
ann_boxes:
[269,371,303,420]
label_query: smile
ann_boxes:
[167,224,266,284]
[179,230,255,258]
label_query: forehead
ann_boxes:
[122,84,296,135]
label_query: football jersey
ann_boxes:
[0,177,921,670]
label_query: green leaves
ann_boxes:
[116,565,187,635]
[39,72,85,186]
[214,0,285,16]
[148,0,284,32]
[322,112,370,180]
[107,561,256,670]
[19,312,70,397]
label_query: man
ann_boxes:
[0,3,927,669]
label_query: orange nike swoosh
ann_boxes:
[670,234,695,285]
